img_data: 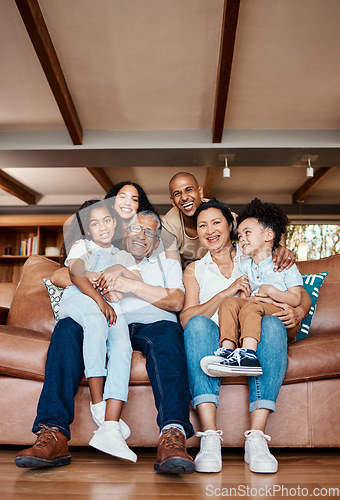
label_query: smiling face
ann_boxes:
[237,217,273,256]
[126,215,160,261]
[169,174,203,219]
[87,206,116,248]
[196,207,233,253]
[114,184,139,220]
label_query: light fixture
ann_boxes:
[306,158,314,178]
[223,157,230,178]
[219,153,235,179]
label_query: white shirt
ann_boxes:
[194,247,244,325]
[64,239,137,272]
[121,253,185,325]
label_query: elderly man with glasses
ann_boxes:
[15,210,195,474]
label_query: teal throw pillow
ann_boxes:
[43,278,64,323]
[296,272,329,340]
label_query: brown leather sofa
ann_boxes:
[0,254,339,448]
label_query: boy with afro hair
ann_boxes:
[202,198,303,378]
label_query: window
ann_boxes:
[286,225,340,261]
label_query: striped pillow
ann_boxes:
[296,272,329,340]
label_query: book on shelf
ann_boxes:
[32,236,38,255]
[19,236,37,256]
[19,240,26,256]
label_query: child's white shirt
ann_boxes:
[64,239,138,273]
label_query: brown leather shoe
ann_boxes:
[154,428,195,474]
[14,425,71,469]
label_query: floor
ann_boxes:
[1,447,339,499]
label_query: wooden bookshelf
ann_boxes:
[0,214,70,283]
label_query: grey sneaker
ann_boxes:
[244,429,278,473]
[200,347,233,376]
[194,430,223,473]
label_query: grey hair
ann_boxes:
[130,210,162,237]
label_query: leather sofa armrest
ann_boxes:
[0,306,9,325]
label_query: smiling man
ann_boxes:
[162,172,209,268]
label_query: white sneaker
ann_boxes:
[194,430,223,473]
[89,421,137,463]
[244,429,278,473]
[90,401,131,439]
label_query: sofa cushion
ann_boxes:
[308,282,340,336]
[296,272,328,340]
[0,282,17,308]
[2,321,338,387]
[0,325,51,381]
[6,255,59,336]
[0,324,150,385]
[284,332,340,383]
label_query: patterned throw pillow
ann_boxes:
[43,278,64,323]
[296,272,329,340]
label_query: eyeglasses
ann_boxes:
[128,224,158,239]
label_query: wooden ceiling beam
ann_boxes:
[14,0,83,145]
[204,167,217,199]
[292,167,337,204]
[0,170,37,205]
[87,168,113,193]
[212,0,241,143]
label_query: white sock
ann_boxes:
[160,424,186,438]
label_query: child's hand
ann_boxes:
[229,275,251,297]
[96,296,117,326]
[255,284,272,298]
[102,290,124,303]
[93,266,123,292]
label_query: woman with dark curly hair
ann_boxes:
[105,181,155,213]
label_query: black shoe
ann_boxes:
[206,348,263,377]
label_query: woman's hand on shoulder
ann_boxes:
[272,245,296,272]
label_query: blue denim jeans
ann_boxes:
[59,287,132,402]
[33,318,194,439]
[129,321,194,438]
[183,315,287,412]
[33,318,84,439]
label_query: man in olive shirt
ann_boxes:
[161,172,210,268]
